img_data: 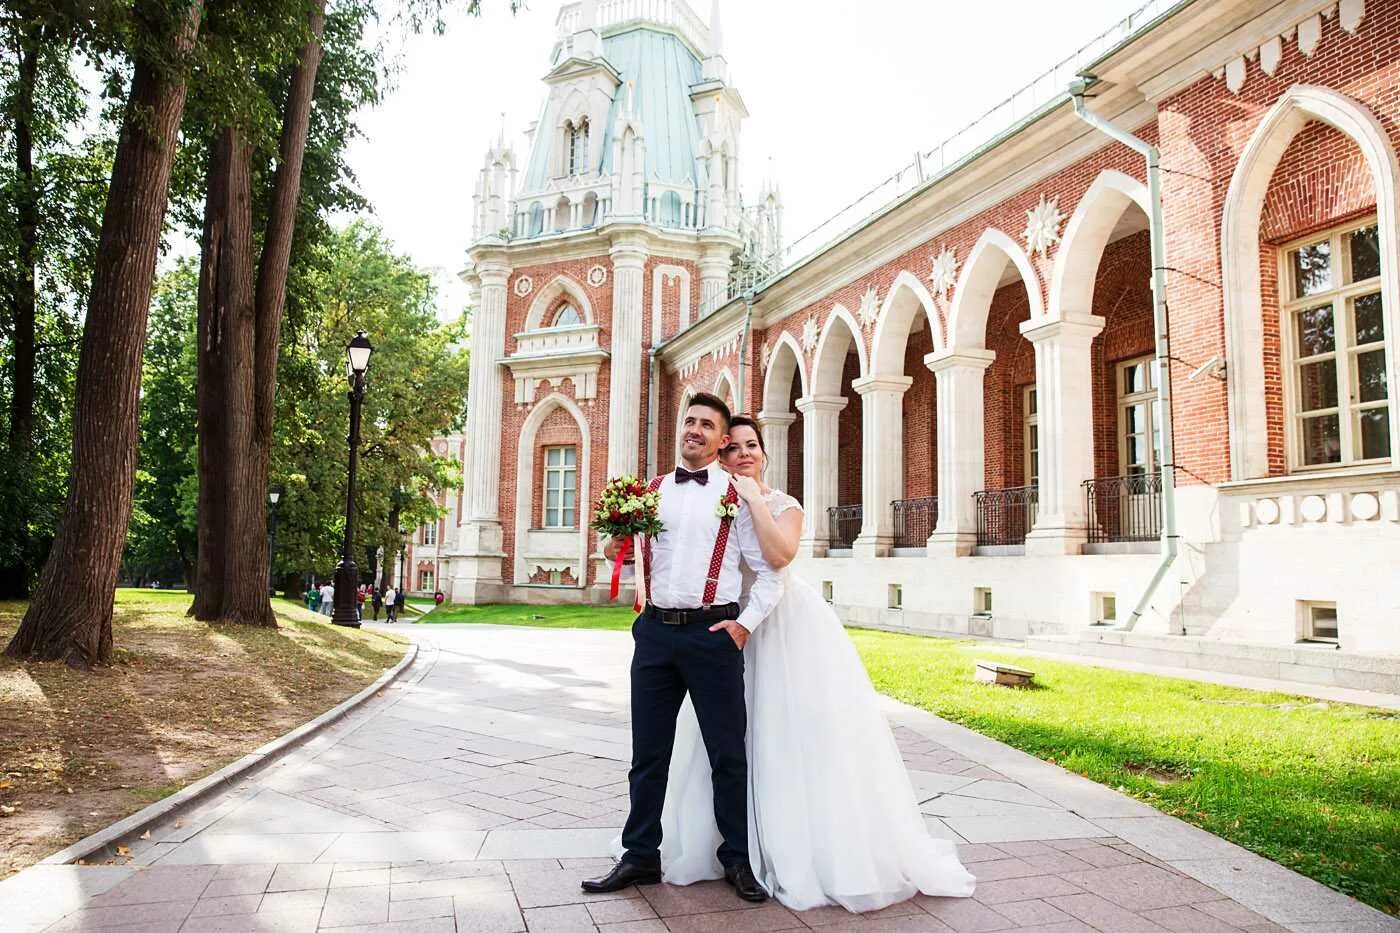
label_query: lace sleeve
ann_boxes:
[764,490,803,519]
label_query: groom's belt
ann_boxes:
[644,603,740,626]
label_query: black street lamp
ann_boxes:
[333,331,374,628]
[397,522,408,595]
[268,484,283,596]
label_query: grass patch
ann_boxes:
[0,588,406,878]
[850,629,1400,916]
[420,601,635,629]
[406,601,1398,914]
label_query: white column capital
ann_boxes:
[795,394,848,415]
[852,374,913,396]
[755,409,798,427]
[924,348,995,375]
[475,261,511,289]
[1019,312,1106,344]
[609,235,650,268]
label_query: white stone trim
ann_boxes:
[1220,85,1400,479]
[712,367,738,407]
[513,392,591,587]
[673,383,697,464]
[812,303,868,396]
[947,228,1044,351]
[1049,170,1150,320]
[523,274,596,331]
[872,268,942,376]
[762,331,808,413]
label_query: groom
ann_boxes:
[582,393,783,902]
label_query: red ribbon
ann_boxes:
[609,535,631,602]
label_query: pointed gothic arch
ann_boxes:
[871,269,942,374]
[1222,85,1400,478]
[946,228,1044,351]
[712,368,738,408]
[762,331,808,412]
[1050,170,1150,319]
[811,304,868,395]
[512,392,592,587]
[524,274,595,331]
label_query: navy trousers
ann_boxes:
[620,611,749,871]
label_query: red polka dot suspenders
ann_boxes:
[641,473,740,609]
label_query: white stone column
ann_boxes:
[755,410,797,494]
[452,255,511,602]
[852,374,912,557]
[926,349,995,557]
[697,242,731,317]
[795,395,846,557]
[607,236,648,479]
[1022,313,1105,555]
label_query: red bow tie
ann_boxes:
[674,467,709,486]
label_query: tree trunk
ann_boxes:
[5,3,204,668]
[213,5,325,627]
[0,29,41,599]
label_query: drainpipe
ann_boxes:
[1069,79,1182,634]
[734,288,756,411]
[645,346,659,480]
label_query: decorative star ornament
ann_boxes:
[801,315,819,353]
[929,247,959,300]
[1023,195,1064,258]
[858,286,879,329]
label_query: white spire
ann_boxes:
[709,0,724,56]
[572,0,602,59]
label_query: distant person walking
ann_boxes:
[305,584,318,611]
[319,581,334,616]
[384,585,398,623]
[394,585,407,623]
[356,584,367,620]
[371,586,384,621]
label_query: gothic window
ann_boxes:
[567,119,589,176]
[1280,218,1389,469]
[551,303,582,328]
[542,446,578,528]
[1118,356,1158,476]
[1022,385,1039,487]
[420,522,437,546]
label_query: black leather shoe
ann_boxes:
[723,862,769,902]
[581,861,662,894]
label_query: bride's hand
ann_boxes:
[731,474,763,505]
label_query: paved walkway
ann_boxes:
[3,624,1395,933]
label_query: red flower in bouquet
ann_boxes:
[591,475,664,608]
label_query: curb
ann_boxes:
[40,639,420,867]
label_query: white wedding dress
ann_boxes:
[654,490,976,912]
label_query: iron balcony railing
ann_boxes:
[891,497,938,549]
[974,485,1039,547]
[827,504,862,550]
[1084,471,1164,543]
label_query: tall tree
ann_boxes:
[5,0,204,667]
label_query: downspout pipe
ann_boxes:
[735,288,756,411]
[1069,79,1182,634]
[646,346,659,480]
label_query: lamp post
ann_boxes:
[268,485,283,596]
[397,522,408,596]
[333,331,373,628]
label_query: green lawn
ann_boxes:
[422,601,1399,915]
[419,601,636,629]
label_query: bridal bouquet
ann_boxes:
[590,475,664,610]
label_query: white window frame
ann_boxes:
[1117,355,1158,476]
[542,445,578,529]
[1279,217,1389,471]
[419,568,434,592]
[1298,600,1339,644]
[551,303,582,328]
[1022,385,1039,488]
[420,522,437,546]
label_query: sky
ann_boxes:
[347,0,1154,316]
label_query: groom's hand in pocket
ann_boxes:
[709,620,748,650]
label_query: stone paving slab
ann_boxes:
[0,623,1394,933]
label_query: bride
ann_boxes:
[657,415,976,912]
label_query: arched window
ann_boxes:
[567,119,589,176]
[659,191,683,228]
[554,195,570,232]
[552,303,583,328]
[527,201,544,237]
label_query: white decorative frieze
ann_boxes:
[1240,484,1399,527]
[513,275,534,297]
[710,329,742,363]
[587,264,608,287]
[858,286,880,330]
[1212,2,1365,96]
[677,354,703,379]
[801,315,819,353]
[1023,195,1064,258]
[929,247,959,300]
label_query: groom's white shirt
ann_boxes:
[648,460,784,632]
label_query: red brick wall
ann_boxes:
[902,323,937,498]
[1156,3,1400,483]
[786,373,804,503]
[1090,231,1156,480]
[983,282,1036,489]
[836,351,863,505]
